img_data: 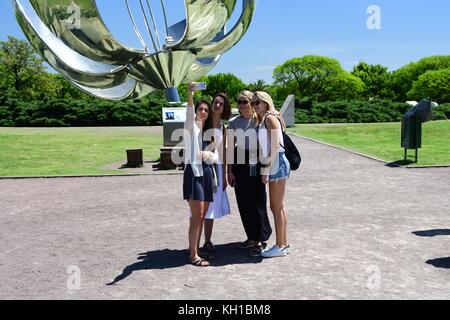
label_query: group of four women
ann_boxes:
[183,83,291,267]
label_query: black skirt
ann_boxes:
[183,164,214,202]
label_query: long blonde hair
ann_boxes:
[254,91,286,130]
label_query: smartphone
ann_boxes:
[192,82,207,91]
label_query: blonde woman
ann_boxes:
[227,90,272,257]
[183,83,218,267]
[253,91,290,258]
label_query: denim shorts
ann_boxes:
[269,152,291,182]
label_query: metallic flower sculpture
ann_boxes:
[12,0,256,102]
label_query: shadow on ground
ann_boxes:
[106,243,263,285]
[413,229,450,237]
[426,257,450,269]
[119,160,159,170]
[413,229,450,269]
[386,159,415,167]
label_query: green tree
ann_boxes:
[0,36,46,99]
[203,73,246,100]
[273,55,364,102]
[246,79,269,92]
[351,62,392,99]
[407,68,450,103]
[390,55,450,102]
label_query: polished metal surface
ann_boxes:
[73,79,155,100]
[129,51,197,89]
[12,0,256,101]
[166,0,236,50]
[184,55,222,83]
[29,0,145,64]
[195,0,256,58]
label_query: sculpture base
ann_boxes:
[159,147,184,170]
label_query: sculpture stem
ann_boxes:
[164,87,181,103]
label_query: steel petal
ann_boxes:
[196,0,255,58]
[13,0,126,75]
[73,79,155,100]
[183,55,222,82]
[28,0,145,64]
[129,51,196,89]
[166,0,236,49]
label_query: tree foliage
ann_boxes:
[351,62,392,99]
[407,68,450,103]
[202,73,246,100]
[273,55,364,102]
[390,55,450,102]
[0,36,46,99]
[246,79,269,92]
[1,35,449,126]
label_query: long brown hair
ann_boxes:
[212,92,232,120]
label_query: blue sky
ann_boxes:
[1,0,450,84]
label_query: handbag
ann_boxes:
[264,115,301,171]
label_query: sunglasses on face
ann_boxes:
[236,100,250,105]
[253,100,262,106]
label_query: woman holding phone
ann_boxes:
[183,82,218,267]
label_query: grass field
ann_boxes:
[0,127,162,177]
[289,120,450,166]
[1,122,449,177]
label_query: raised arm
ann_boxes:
[185,82,196,129]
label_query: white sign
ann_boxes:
[162,108,186,123]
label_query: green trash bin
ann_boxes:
[401,116,422,150]
[400,99,433,163]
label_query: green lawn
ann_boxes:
[0,127,162,177]
[289,120,450,166]
[1,122,449,177]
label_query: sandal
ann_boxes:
[189,258,209,267]
[237,239,256,249]
[203,241,216,253]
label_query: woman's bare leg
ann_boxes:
[189,200,206,260]
[269,180,288,247]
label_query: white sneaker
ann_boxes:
[282,244,290,254]
[261,245,287,258]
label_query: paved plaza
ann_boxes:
[0,135,449,299]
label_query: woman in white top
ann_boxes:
[201,93,232,253]
[183,83,219,267]
[253,91,291,258]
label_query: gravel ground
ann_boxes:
[1,135,449,300]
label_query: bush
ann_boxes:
[0,92,169,127]
[294,100,412,124]
[433,103,450,120]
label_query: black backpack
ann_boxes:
[264,115,301,171]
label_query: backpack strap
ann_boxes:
[263,113,286,150]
